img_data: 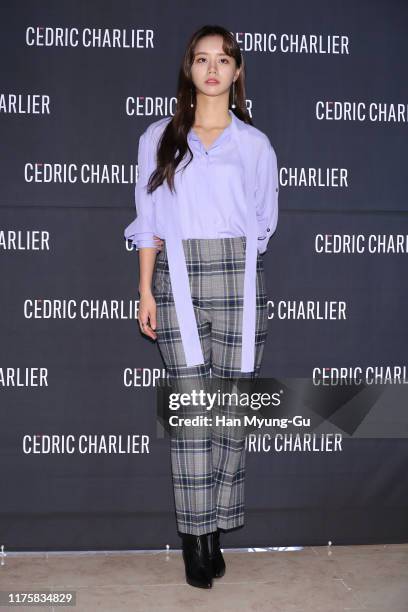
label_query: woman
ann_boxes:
[124,24,279,589]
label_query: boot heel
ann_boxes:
[208,528,226,578]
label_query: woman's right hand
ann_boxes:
[138,291,157,340]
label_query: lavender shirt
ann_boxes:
[124,109,279,372]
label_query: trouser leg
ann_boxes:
[154,241,217,535]
[155,294,215,533]
[210,247,269,530]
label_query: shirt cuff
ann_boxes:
[125,231,157,250]
[257,222,273,254]
[135,240,157,250]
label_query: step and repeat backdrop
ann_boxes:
[1,0,407,551]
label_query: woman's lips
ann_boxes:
[205,79,220,84]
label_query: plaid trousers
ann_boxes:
[153,237,268,535]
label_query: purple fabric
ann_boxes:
[124,109,279,372]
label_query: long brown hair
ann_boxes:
[147,24,253,195]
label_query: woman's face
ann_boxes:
[190,34,240,99]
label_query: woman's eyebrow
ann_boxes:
[193,51,228,56]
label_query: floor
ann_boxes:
[0,543,407,611]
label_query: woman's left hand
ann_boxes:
[153,235,165,252]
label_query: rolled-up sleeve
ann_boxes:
[255,136,279,254]
[124,128,157,250]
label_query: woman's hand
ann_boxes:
[138,291,157,340]
[154,235,164,252]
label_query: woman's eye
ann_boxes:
[196,57,229,63]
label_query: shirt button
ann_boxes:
[275,187,278,192]
[267,228,270,232]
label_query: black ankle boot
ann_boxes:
[208,528,226,578]
[181,533,213,589]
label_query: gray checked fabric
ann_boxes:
[153,237,268,535]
